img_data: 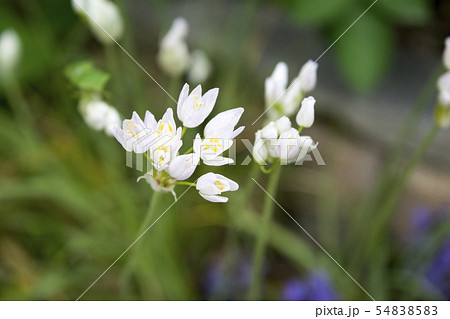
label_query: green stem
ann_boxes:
[181,126,187,138]
[122,191,162,296]
[347,66,442,253]
[248,163,282,300]
[366,123,440,255]
[259,164,275,174]
[4,77,33,127]
[184,146,194,154]
[167,76,180,107]
[175,181,196,187]
[105,44,126,106]
[218,161,260,299]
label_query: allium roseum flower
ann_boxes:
[113,84,242,201]
[72,0,124,44]
[0,28,21,79]
[196,172,239,202]
[177,83,219,128]
[113,111,158,153]
[265,60,318,119]
[253,99,318,166]
[194,108,245,166]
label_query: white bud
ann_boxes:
[299,60,318,93]
[188,50,212,84]
[80,98,121,136]
[82,100,110,131]
[104,106,121,136]
[253,130,269,165]
[261,121,278,139]
[275,116,291,134]
[438,72,450,107]
[444,37,450,70]
[72,0,124,44]
[158,17,190,77]
[296,96,315,128]
[0,29,21,79]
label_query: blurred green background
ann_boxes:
[0,0,449,300]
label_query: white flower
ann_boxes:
[296,96,316,128]
[157,17,190,77]
[188,50,212,84]
[168,153,200,180]
[296,136,318,162]
[275,128,302,163]
[72,0,124,44]
[443,37,450,70]
[80,99,121,136]
[113,111,158,153]
[0,28,21,79]
[298,60,318,93]
[438,72,450,107]
[177,83,219,128]
[147,108,183,170]
[196,172,239,203]
[193,108,245,166]
[265,61,318,118]
[253,130,269,165]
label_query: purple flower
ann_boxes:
[426,238,450,299]
[282,272,338,301]
[203,255,252,299]
[411,205,434,236]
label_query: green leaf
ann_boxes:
[331,12,394,92]
[289,0,352,26]
[377,0,431,25]
[65,61,110,92]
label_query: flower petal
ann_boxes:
[199,193,229,203]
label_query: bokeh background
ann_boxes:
[0,0,449,300]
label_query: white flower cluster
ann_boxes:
[0,28,21,80]
[79,96,121,136]
[265,60,318,120]
[157,18,212,83]
[114,83,244,202]
[436,37,450,128]
[253,97,318,165]
[72,0,124,45]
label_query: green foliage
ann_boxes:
[65,61,110,93]
[290,0,351,26]
[331,11,394,92]
[284,0,431,92]
[377,0,431,25]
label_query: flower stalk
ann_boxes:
[122,190,163,292]
[248,162,281,300]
